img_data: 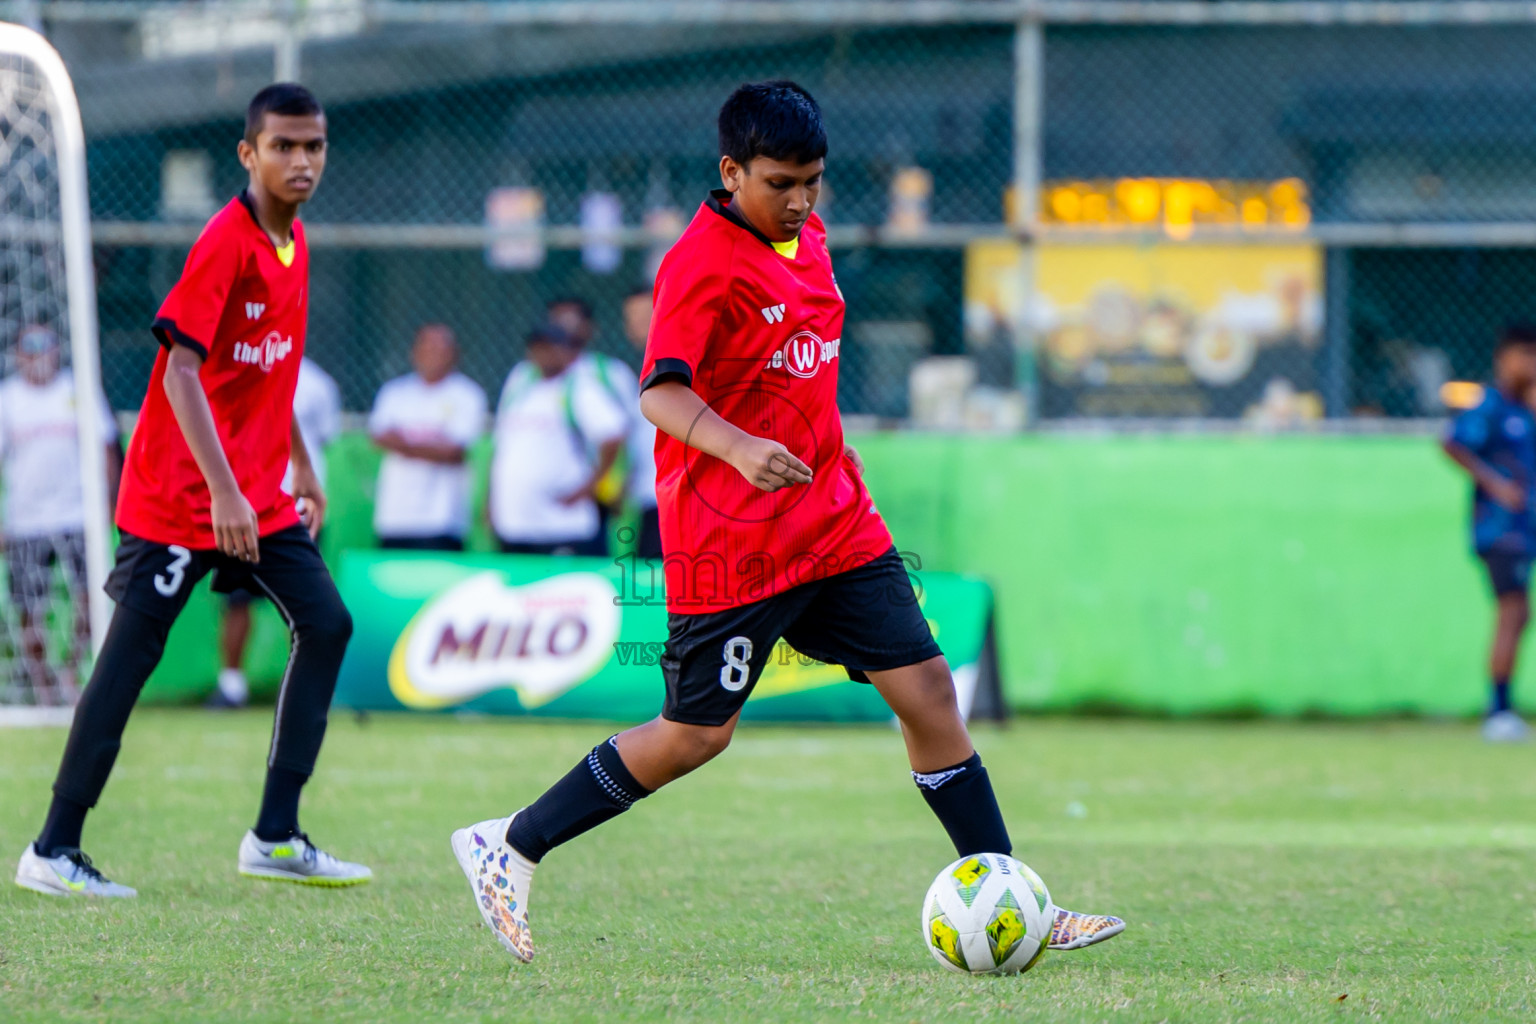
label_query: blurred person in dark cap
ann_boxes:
[0,325,121,705]
[488,322,625,555]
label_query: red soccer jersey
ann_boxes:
[117,192,306,548]
[640,190,893,613]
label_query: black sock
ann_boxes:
[1492,676,1512,714]
[36,794,89,857]
[254,766,309,842]
[914,752,1011,857]
[506,736,651,862]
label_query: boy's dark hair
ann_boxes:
[1496,322,1536,354]
[245,83,324,145]
[718,80,827,167]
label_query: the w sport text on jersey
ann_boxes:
[231,333,295,371]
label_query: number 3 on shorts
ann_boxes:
[719,636,754,691]
[154,545,192,597]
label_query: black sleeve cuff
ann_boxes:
[151,317,209,360]
[639,357,693,393]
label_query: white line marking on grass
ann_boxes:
[0,706,73,728]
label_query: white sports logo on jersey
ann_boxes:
[779,331,840,379]
[246,302,265,320]
[760,303,786,324]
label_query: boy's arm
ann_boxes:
[163,344,260,561]
[1442,437,1525,511]
[640,381,812,492]
[289,415,326,539]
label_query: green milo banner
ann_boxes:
[330,551,1000,722]
[144,432,1498,718]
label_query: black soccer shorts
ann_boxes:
[54,524,352,801]
[660,546,944,726]
[6,531,87,615]
[1480,549,1533,597]
[105,523,335,624]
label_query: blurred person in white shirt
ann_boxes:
[209,356,341,708]
[369,323,487,550]
[549,293,663,559]
[489,322,625,556]
[0,325,121,706]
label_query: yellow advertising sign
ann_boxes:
[965,240,1324,419]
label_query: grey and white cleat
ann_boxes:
[15,843,137,898]
[238,831,372,887]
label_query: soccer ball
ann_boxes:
[921,853,1053,975]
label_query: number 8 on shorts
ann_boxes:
[719,636,753,691]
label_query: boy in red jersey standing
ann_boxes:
[15,84,369,898]
[452,81,1122,961]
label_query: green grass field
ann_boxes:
[2,711,1534,1022]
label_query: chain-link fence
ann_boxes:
[9,0,1536,425]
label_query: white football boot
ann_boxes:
[15,844,137,898]
[238,831,372,887]
[1048,906,1126,949]
[450,811,537,962]
[1483,710,1530,743]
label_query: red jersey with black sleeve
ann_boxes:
[640,190,893,613]
[116,191,306,548]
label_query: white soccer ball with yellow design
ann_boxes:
[921,853,1053,975]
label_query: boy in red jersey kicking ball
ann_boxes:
[15,85,369,898]
[452,81,1122,961]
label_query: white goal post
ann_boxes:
[0,23,112,662]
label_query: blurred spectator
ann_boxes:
[621,286,662,559]
[489,323,625,555]
[0,325,121,706]
[548,297,634,532]
[210,356,341,708]
[546,296,598,354]
[369,324,487,551]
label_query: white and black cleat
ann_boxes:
[15,843,137,898]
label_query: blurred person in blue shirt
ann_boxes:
[1442,323,1536,742]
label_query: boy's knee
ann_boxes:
[910,661,959,709]
[301,598,353,646]
[677,722,734,769]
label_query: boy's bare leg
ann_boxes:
[613,713,739,790]
[868,655,1123,951]
[1484,591,1530,741]
[867,656,974,771]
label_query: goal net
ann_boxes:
[0,25,112,720]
